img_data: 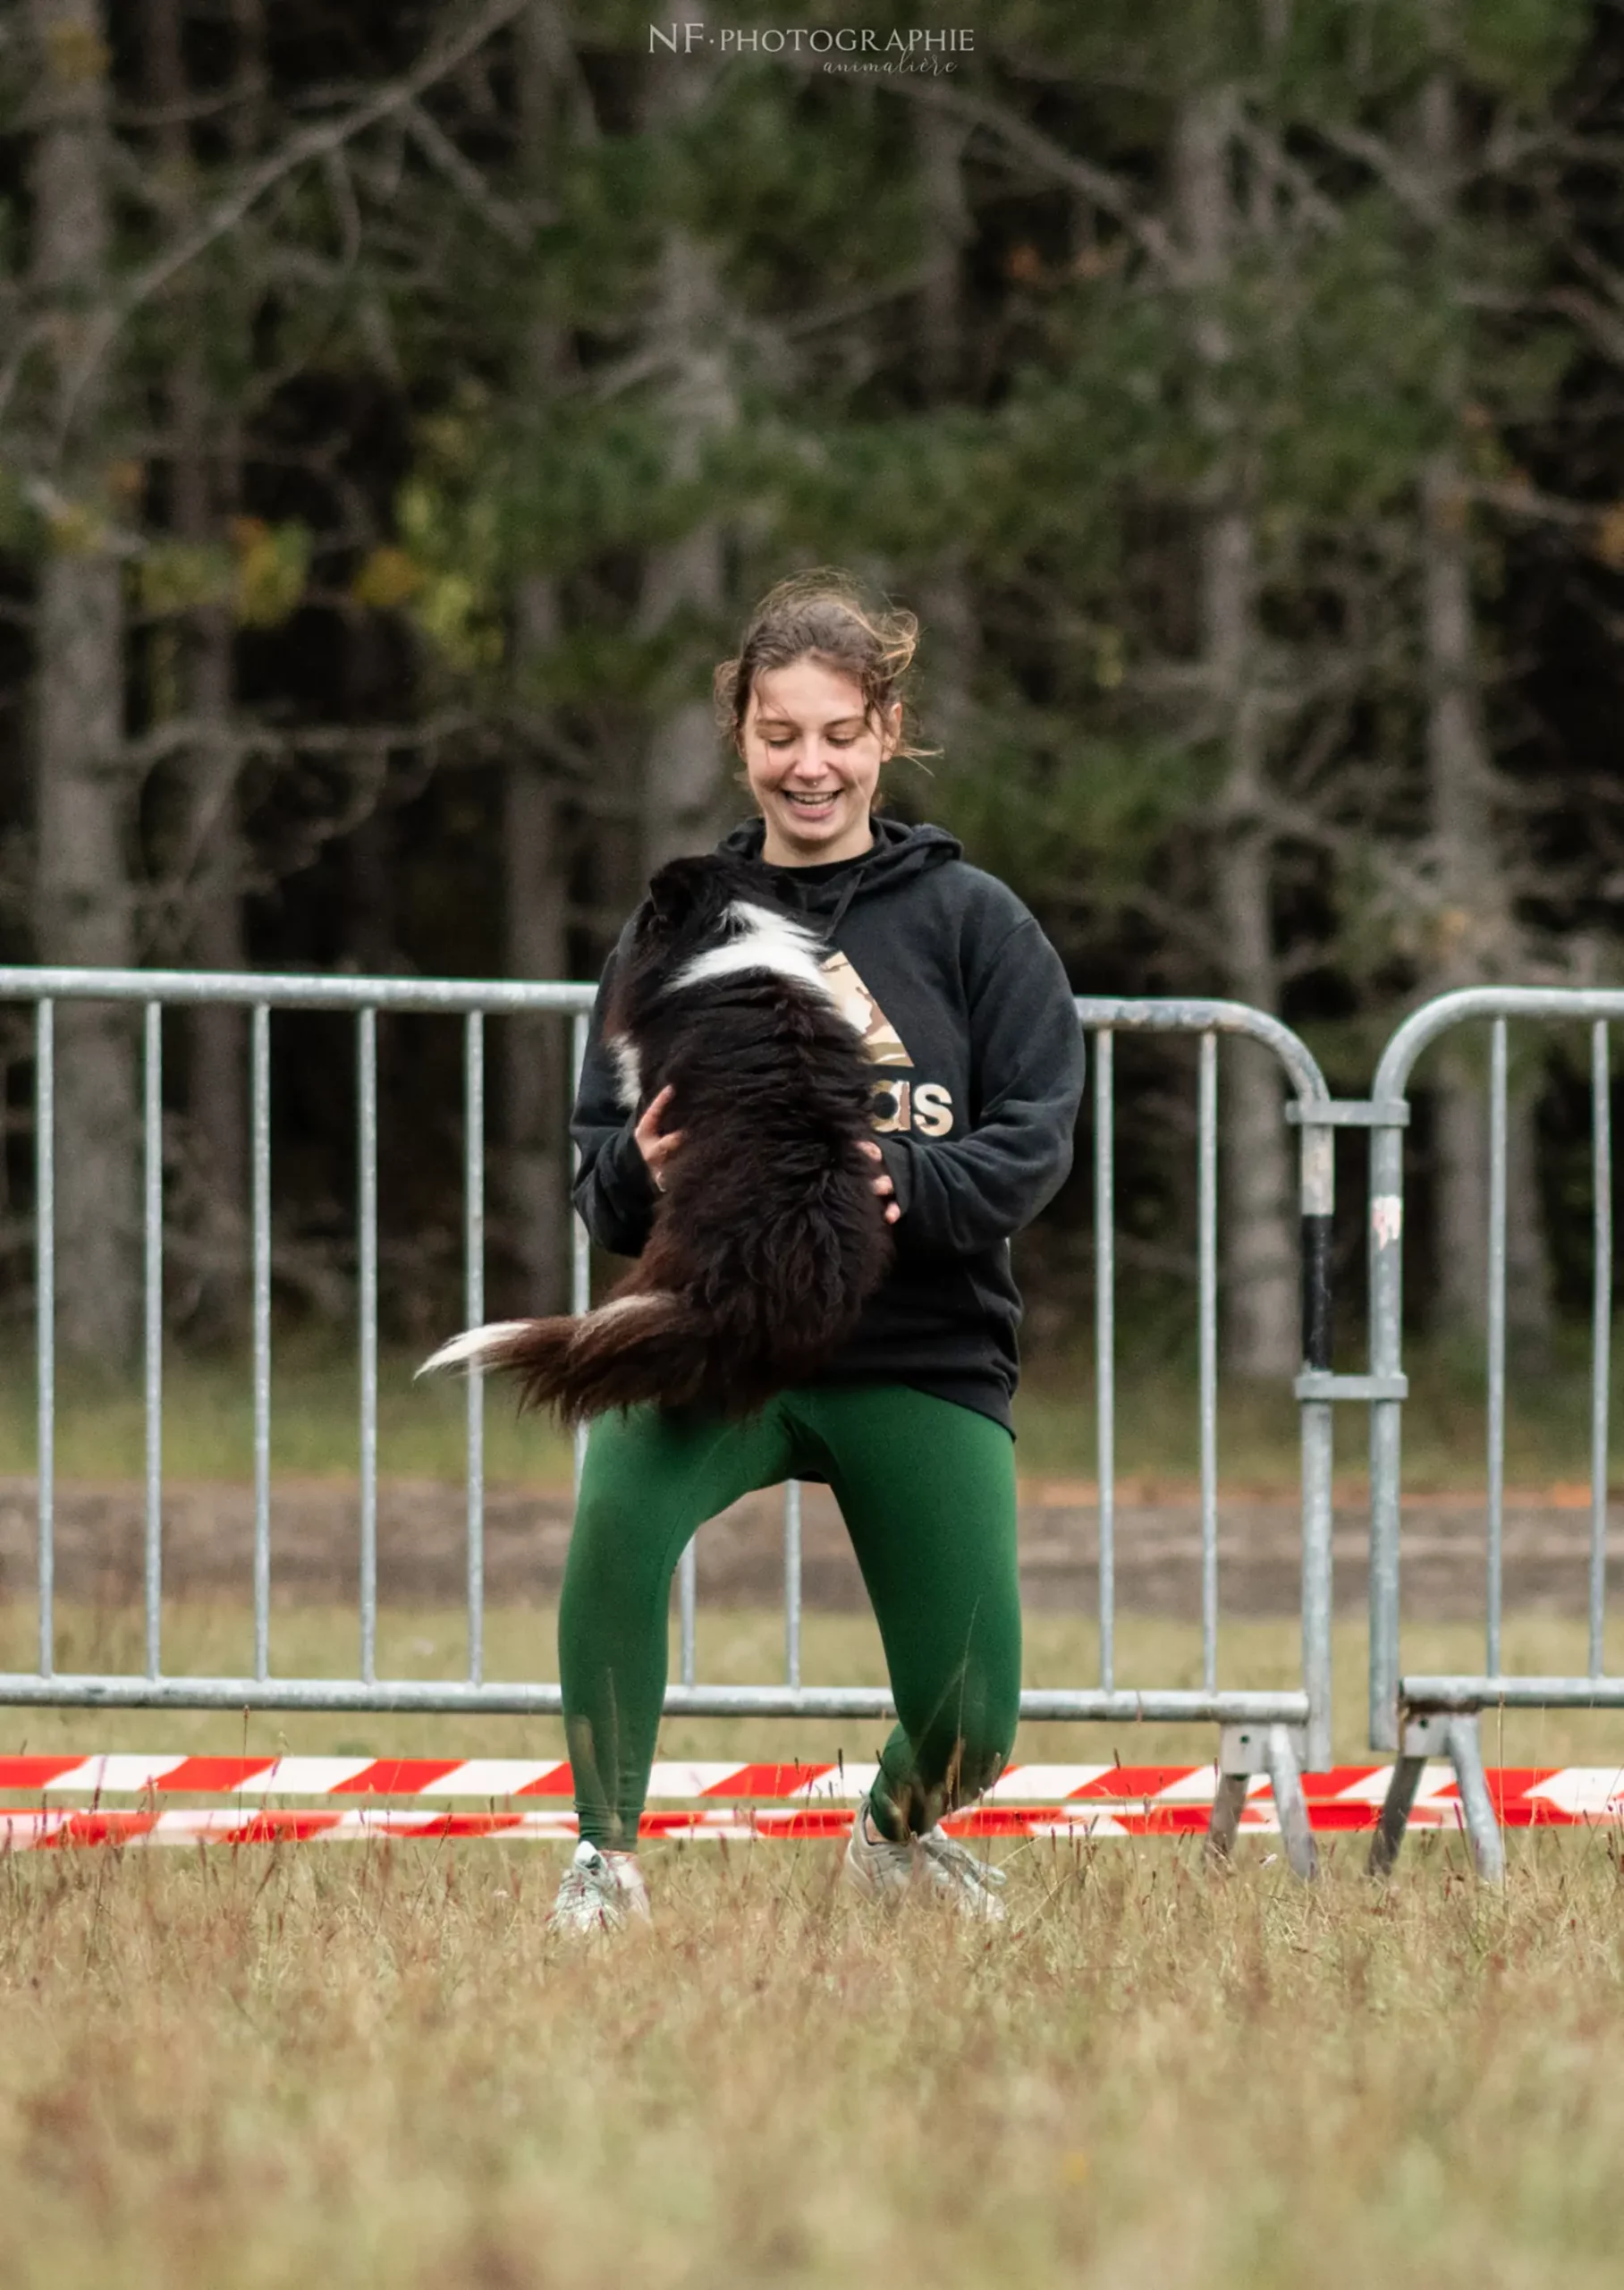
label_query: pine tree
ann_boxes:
[26,0,140,1364]
[1288,0,1591,1344]
[140,0,259,1335]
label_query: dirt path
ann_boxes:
[1,1477,1617,1620]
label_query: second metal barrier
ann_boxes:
[1365,988,1624,1879]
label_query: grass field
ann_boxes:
[6,1328,1624,2286]
[6,1604,1624,2286]
[4,1814,1624,2287]
[4,1327,1623,1489]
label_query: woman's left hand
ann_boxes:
[859,1139,901,1225]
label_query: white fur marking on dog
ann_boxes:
[671,901,842,1007]
[608,1032,641,1112]
[570,1292,675,1339]
[416,1320,536,1378]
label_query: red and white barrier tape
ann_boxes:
[3,1757,1624,1849]
[4,1754,1624,1811]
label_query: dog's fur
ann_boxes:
[419,854,892,1421]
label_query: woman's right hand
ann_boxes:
[634,1084,684,1194]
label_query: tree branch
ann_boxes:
[401,98,537,249]
[51,0,531,450]
[863,76,1189,284]
[1313,121,1444,226]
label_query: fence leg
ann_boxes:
[1264,1724,1318,1881]
[1445,1714,1505,1884]
[1367,1751,1427,1876]
[1206,1723,1262,1866]
[1206,1725,1317,1879]
[1205,1769,1249,1866]
[1365,1703,1466,1878]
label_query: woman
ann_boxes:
[551,572,1085,1932]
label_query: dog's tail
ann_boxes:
[418,1291,714,1424]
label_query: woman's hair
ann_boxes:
[713,570,933,761]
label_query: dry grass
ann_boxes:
[5,1327,1622,1489]
[6,1607,1624,2284]
[4,1831,1624,2288]
[10,1604,1624,1769]
[7,1338,1624,2277]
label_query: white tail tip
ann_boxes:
[416,1320,536,1378]
[572,1291,673,1336]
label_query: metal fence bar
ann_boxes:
[0,1674,1315,1720]
[1071,995,1327,1100]
[1297,1105,1337,1778]
[358,1008,378,1687]
[1592,1021,1612,1680]
[1367,1123,1407,1753]
[1385,1673,1624,1710]
[1094,1029,1114,1693]
[784,1480,802,1689]
[571,1011,590,1497]
[1198,1030,1219,1693]
[1486,1018,1508,1677]
[34,1000,54,1681]
[251,1005,271,1682]
[679,1544,698,1687]
[0,965,597,1014]
[465,1013,486,1689]
[143,1002,163,1680]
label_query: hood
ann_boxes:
[715,813,961,915]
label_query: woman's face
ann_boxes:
[740,656,899,867]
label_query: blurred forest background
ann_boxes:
[4,0,1624,1397]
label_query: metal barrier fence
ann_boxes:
[1365,988,1624,1881]
[0,969,1341,1875]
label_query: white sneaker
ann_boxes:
[546,1840,652,1935]
[842,1801,1008,1922]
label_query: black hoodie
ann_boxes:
[570,816,1087,1432]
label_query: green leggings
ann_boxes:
[558,1384,1021,1851]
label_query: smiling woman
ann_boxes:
[741,664,888,865]
[715,571,934,865]
[744,652,891,864]
[551,568,1086,1937]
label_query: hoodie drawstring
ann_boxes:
[822,865,866,946]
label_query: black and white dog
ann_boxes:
[420,854,892,1421]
